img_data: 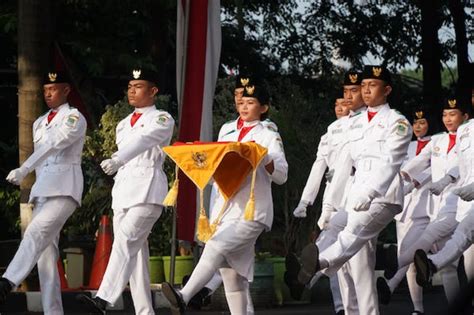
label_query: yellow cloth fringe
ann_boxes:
[196,189,213,242]
[163,165,179,207]
[243,169,257,221]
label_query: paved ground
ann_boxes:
[1,286,473,314]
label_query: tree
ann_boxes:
[419,0,443,131]
[17,0,52,234]
[448,0,471,106]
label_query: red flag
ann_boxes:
[176,0,221,241]
[53,42,92,127]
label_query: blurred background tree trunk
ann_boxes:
[17,0,52,235]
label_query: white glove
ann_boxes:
[352,188,379,211]
[429,174,454,195]
[6,166,29,186]
[100,158,124,175]
[453,182,474,201]
[293,200,309,218]
[403,181,415,196]
[317,203,335,230]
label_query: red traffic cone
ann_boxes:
[57,259,68,290]
[87,215,113,289]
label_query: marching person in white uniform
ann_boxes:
[377,109,433,314]
[380,96,468,304]
[295,71,380,314]
[79,69,174,315]
[296,65,412,292]
[414,112,474,291]
[1,71,87,315]
[190,74,260,314]
[161,83,288,315]
[290,96,349,315]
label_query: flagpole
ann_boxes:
[169,205,177,286]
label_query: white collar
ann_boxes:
[50,102,69,113]
[242,120,260,127]
[367,103,388,113]
[134,105,155,114]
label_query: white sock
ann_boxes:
[407,264,423,312]
[225,290,247,314]
[180,248,225,303]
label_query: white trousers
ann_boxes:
[337,237,378,315]
[180,220,264,314]
[320,203,399,276]
[96,204,162,315]
[315,210,376,314]
[389,211,459,303]
[3,196,77,315]
[390,216,430,310]
[430,209,474,282]
[204,271,255,315]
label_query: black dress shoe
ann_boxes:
[284,271,305,300]
[0,278,12,305]
[376,277,391,305]
[411,311,424,314]
[284,253,305,300]
[335,310,345,315]
[162,282,186,315]
[384,244,398,279]
[188,287,211,309]
[76,294,107,315]
[298,243,320,285]
[414,249,436,288]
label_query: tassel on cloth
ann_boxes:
[163,165,179,207]
[197,189,213,242]
[244,168,257,221]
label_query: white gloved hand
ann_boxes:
[403,181,415,196]
[100,158,124,175]
[317,203,335,230]
[293,200,309,218]
[429,174,454,195]
[453,182,474,201]
[6,166,29,186]
[352,188,379,211]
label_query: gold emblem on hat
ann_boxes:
[132,69,141,79]
[240,78,249,87]
[415,111,424,119]
[448,99,457,108]
[245,85,255,95]
[48,72,57,82]
[349,74,358,84]
[192,152,207,168]
[372,67,382,77]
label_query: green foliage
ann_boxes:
[401,67,459,89]
[0,188,20,238]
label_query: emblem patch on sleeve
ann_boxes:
[395,120,409,136]
[65,115,79,128]
[157,114,169,125]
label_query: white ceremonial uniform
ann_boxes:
[200,118,280,315]
[310,108,379,315]
[429,120,474,284]
[322,103,412,277]
[96,105,174,314]
[299,119,346,313]
[396,132,461,302]
[3,103,86,315]
[386,139,432,310]
[208,120,288,280]
[178,120,287,315]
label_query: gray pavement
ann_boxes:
[3,286,472,314]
